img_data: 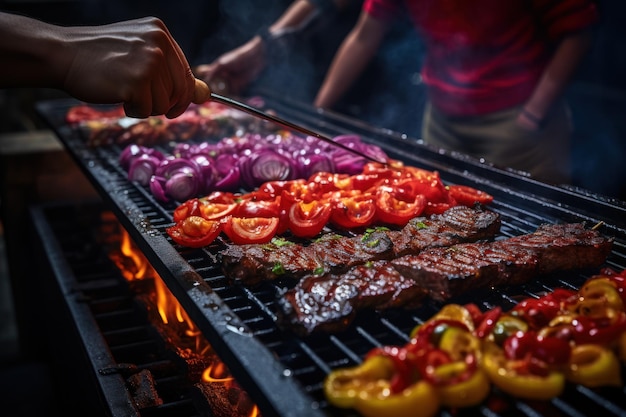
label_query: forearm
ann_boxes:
[0,12,69,88]
[523,31,593,119]
[269,0,317,34]
[270,0,352,34]
[314,13,387,108]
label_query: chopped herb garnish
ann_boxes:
[313,266,325,275]
[271,237,294,247]
[272,262,286,275]
[366,238,380,248]
[413,220,428,229]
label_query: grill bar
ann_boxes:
[29,203,212,417]
[36,94,626,417]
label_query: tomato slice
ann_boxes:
[202,191,237,204]
[224,216,280,244]
[424,201,455,215]
[256,180,299,199]
[288,199,332,238]
[166,216,223,248]
[375,187,426,226]
[330,194,377,229]
[447,185,494,206]
[173,198,203,223]
[307,172,350,195]
[351,173,385,193]
[198,201,238,221]
[236,196,282,218]
[399,176,449,203]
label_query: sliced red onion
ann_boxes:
[214,153,238,176]
[298,153,335,178]
[119,144,147,170]
[155,157,201,179]
[214,166,241,191]
[189,154,216,193]
[239,149,297,189]
[128,154,161,186]
[165,171,202,201]
[149,175,169,202]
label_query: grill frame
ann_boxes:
[36,95,626,417]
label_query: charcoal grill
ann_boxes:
[36,92,626,417]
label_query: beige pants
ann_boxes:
[422,101,573,185]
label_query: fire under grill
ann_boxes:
[35,93,626,417]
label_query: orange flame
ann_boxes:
[202,363,234,383]
[107,222,262,417]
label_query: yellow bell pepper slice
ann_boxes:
[324,355,440,417]
[354,380,439,417]
[482,344,565,400]
[438,326,481,361]
[432,361,491,408]
[574,278,624,318]
[324,355,393,409]
[566,344,623,387]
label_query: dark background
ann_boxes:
[0,0,624,199]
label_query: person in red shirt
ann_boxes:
[315,0,599,184]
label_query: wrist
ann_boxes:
[256,26,287,60]
[521,108,545,128]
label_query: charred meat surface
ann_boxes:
[279,260,427,335]
[394,222,613,301]
[279,222,613,335]
[220,205,501,286]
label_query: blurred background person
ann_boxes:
[195,0,425,135]
[314,0,599,185]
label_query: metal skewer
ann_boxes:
[210,93,389,165]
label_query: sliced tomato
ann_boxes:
[236,196,282,218]
[330,194,377,230]
[307,172,349,195]
[256,180,300,199]
[173,198,203,223]
[447,184,494,206]
[398,176,450,203]
[288,199,332,238]
[198,201,238,221]
[375,188,426,226]
[166,216,223,248]
[201,191,237,204]
[224,216,280,244]
[361,161,399,179]
[424,201,456,215]
[351,173,385,193]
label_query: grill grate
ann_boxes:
[30,203,213,417]
[36,95,626,417]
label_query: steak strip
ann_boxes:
[220,205,501,286]
[278,222,613,335]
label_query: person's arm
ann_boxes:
[518,30,593,129]
[0,12,209,118]
[196,0,352,95]
[314,10,388,109]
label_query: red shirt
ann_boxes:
[364,0,598,116]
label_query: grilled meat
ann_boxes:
[279,260,427,334]
[220,205,501,286]
[393,222,613,301]
[279,222,613,335]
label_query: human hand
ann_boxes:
[195,36,266,96]
[59,17,210,118]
